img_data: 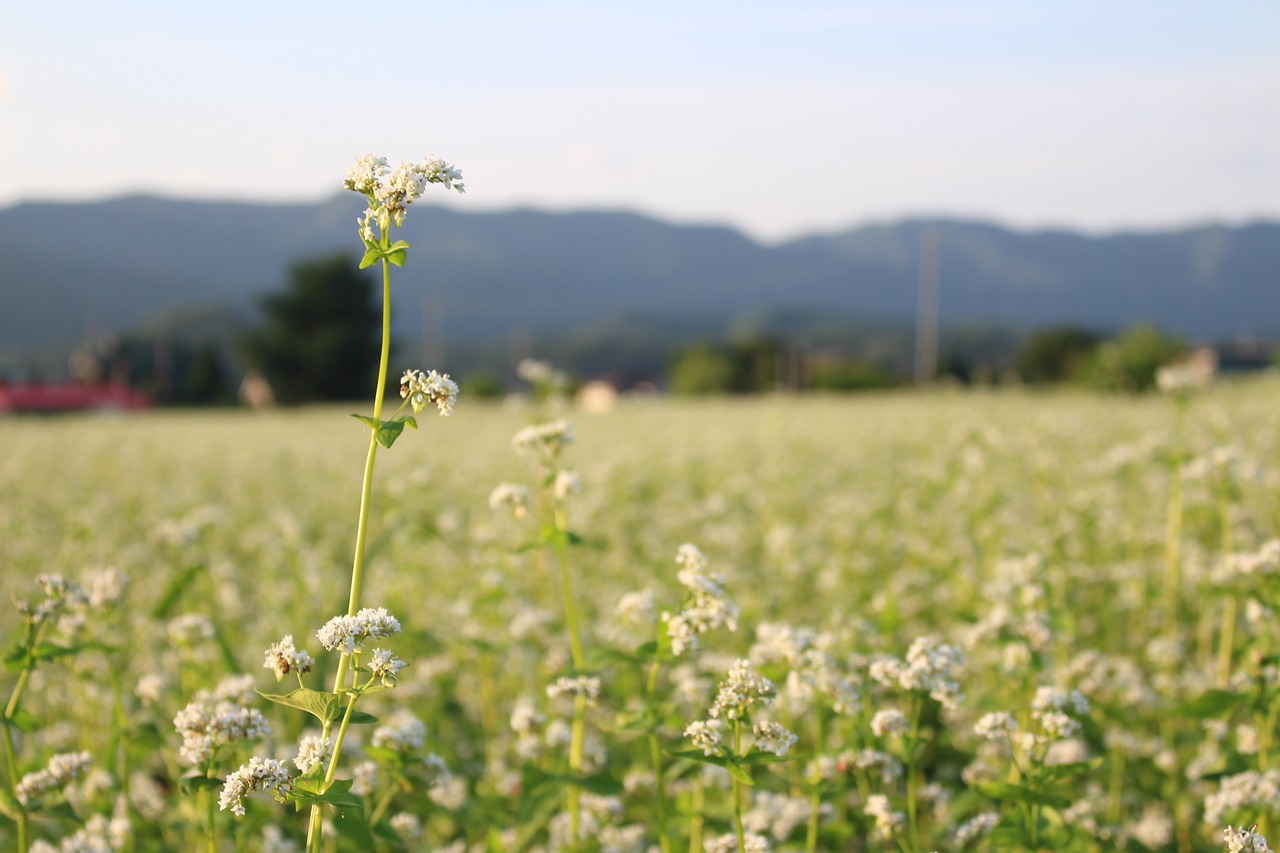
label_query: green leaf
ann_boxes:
[665,748,754,785]
[741,751,795,767]
[374,419,406,448]
[387,249,408,267]
[179,769,225,795]
[151,563,206,620]
[2,643,31,672]
[1040,756,1105,782]
[349,413,381,430]
[1183,688,1246,718]
[257,688,342,725]
[359,248,381,269]
[334,805,378,847]
[349,710,378,725]
[0,785,22,821]
[0,709,40,732]
[388,240,412,252]
[402,416,418,431]
[975,781,1071,809]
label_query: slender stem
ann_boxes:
[553,501,585,671]
[368,782,399,828]
[307,254,393,853]
[204,772,217,853]
[645,659,671,853]
[732,720,747,853]
[906,697,923,852]
[689,779,704,853]
[805,710,825,853]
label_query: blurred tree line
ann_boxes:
[64,248,1256,405]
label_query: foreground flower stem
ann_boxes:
[688,779,705,853]
[732,720,747,853]
[306,255,393,853]
[805,710,825,853]
[553,498,587,842]
[4,619,48,853]
[645,658,672,853]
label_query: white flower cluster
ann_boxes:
[15,751,92,805]
[705,832,772,853]
[1214,541,1280,586]
[1206,771,1280,827]
[752,720,798,757]
[218,756,292,817]
[615,589,656,626]
[173,699,270,766]
[344,153,464,228]
[870,635,966,709]
[512,419,575,461]
[973,711,1018,741]
[553,470,581,501]
[167,613,216,646]
[263,635,315,681]
[710,659,775,720]
[1226,825,1274,853]
[864,793,905,839]
[14,574,89,621]
[368,648,408,686]
[1030,686,1090,744]
[489,482,531,518]
[838,748,903,785]
[293,734,333,775]
[192,673,258,707]
[400,368,459,417]
[744,790,818,842]
[30,813,130,852]
[664,543,740,656]
[316,607,401,655]
[547,675,602,704]
[684,719,723,755]
[871,708,910,738]
[371,713,427,753]
[954,811,1000,846]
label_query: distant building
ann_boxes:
[0,381,150,414]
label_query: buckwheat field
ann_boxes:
[4,378,1280,853]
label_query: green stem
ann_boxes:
[645,659,672,853]
[906,697,923,852]
[553,501,585,671]
[204,772,217,853]
[367,782,398,828]
[689,779,704,853]
[732,720,747,853]
[4,644,38,853]
[806,711,825,853]
[307,255,393,853]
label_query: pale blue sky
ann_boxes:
[1,1,1277,240]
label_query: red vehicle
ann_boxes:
[0,382,150,414]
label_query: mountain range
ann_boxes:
[2,195,1278,361]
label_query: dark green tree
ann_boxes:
[240,253,382,403]
[1017,326,1100,384]
[1077,323,1187,393]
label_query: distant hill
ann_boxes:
[2,195,1278,357]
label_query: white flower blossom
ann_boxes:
[219,756,291,817]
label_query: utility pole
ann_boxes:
[914,227,942,385]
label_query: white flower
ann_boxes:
[554,470,581,500]
[219,757,291,817]
[371,713,427,753]
[400,368,459,416]
[316,607,402,655]
[264,635,315,681]
[664,544,740,656]
[752,720,798,757]
[1226,825,1273,853]
[512,420,574,458]
[710,659,774,720]
[871,709,910,738]
[489,482,531,518]
[368,648,407,686]
[15,751,93,804]
[864,793,905,839]
[974,711,1018,741]
[547,675,602,704]
[294,735,333,775]
[685,719,723,755]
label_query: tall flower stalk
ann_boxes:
[297,154,463,851]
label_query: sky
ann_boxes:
[1,1,1278,242]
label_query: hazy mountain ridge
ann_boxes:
[2,195,1278,353]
